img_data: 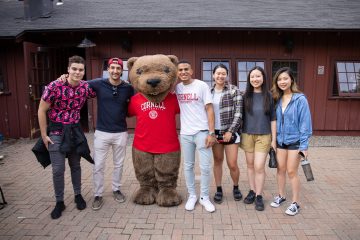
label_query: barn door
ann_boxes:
[24,42,53,139]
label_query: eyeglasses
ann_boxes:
[112,86,118,97]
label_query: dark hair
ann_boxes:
[244,66,271,115]
[271,67,301,103]
[212,63,228,75]
[68,55,85,67]
[177,60,191,65]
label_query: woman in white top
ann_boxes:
[210,64,243,204]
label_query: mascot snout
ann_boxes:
[147,78,161,88]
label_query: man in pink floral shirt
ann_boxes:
[37,55,96,219]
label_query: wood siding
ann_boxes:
[0,30,359,138]
[0,43,30,138]
[85,30,360,135]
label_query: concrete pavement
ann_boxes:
[0,134,359,240]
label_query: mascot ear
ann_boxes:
[167,55,179,65]
[127,57,138,71]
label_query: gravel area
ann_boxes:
[309,136,360,148]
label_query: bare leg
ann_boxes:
[224,144,240,185]
[245,151,255,191]
[286,150,301,203]
[253,152,267,195]
[276,149,288,197]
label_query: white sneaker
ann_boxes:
[270,195,286,208]
[185,195,197,211]
[199,196,215,213]
[285,202,300,216]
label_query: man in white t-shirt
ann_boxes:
[175,60,217,213]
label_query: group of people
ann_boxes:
[36,55,311,219]
[176,61,312,216]
[37,56,134,219]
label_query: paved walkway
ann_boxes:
[0,134,359,240]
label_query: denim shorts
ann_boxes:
[277,141,300,150]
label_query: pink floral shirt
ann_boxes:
[42,79,96,125]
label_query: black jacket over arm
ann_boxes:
[32,121,94,168]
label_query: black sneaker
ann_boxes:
[51,201,66,219]
[233,188,242,201]
[213,191,223,204]
[243,190,256,204]
[74,194,86,210]
[255,195,264,211]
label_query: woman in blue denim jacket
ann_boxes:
[270,67,312,216]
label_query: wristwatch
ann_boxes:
[208,132,215,137]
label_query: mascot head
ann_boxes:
[127,54,178,103]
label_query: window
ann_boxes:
[272,61,299,82]
[102,59,129,82]
[0,57,7,93]
[0,68,5,92]
[237,61,265,92]
[334,61,360,97]
[202,60,230,88]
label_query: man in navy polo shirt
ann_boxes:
[89,58,134,210]
[59,58,134,210]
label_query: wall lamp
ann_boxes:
[56,0,64,6]
[77,37,96,48]
[283,36,294,53]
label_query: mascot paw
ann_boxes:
[133,186,158,205]
[156,188,182,207]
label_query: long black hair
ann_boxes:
[212,63,229,75]
[244,66,271,115]
[271,67,301,103]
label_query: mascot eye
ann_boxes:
[136,68,143,75]
[164,67,170,73]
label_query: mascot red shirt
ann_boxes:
[128,92,180,153]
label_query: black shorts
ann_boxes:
[277,141,300,150]
[215,130,237,145]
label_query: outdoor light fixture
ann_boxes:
[121,38,132,52]
[283,35,294,53]
[56,0,64,6]
[77,37,96,48]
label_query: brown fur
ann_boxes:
[127,54,178,103]
[128,54,182,207]
[132,147,158,205]
[132,148,182,206]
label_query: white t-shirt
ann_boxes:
[212,90,222,130]
[176,79,213,135]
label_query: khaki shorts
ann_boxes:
[240,133,271,153]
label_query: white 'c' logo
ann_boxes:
[149,110,158,119]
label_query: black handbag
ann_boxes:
[0,186,7,210]
[268,147,278,168]
[215,131,237,145]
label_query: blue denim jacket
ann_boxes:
[276,93,312,150]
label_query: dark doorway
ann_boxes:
[25,43,89,138]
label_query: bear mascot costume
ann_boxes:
[127,54,182,207]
